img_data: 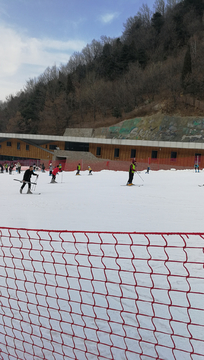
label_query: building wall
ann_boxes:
[0,138,65,160]
[89,143,204,163]
[0,136,204,168]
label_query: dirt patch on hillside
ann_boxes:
[67,96,204,132]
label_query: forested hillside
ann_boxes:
[1,0,204,135]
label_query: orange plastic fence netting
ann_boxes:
[0,229,204,360]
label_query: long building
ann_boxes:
[0,130,203,170]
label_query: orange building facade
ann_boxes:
[0,133,204,170]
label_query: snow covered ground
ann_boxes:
[1,167,204,232]
[1,168,204,359]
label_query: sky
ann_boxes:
[0,0,156,102]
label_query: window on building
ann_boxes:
[17,142,20,150]
[195,153,201,163]
[114,148,120,158]
[26,144,29,151]
[151,150,157,159]
[131,149,136,158]
[96,147,101,156]
[49,144,57,150]
[65,141,89,152]
[171,151,177,159]
[7,141,11,147]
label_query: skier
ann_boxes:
[4,163,8,173]
[16,162,21,173]
[49,163,53,176]
[9,163,14,175]
[0,163,3,173]
[59,163,62,172]
[127,159,136,185]
[20,165,39,194]
[51,165,59,183]
[194,164,199,172]
[76,163,81,175]
[88,166,92,175]
[146,166,150,174]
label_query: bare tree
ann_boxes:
[65,52,85,74]
[137,3,152,26]
[82,72,99,122]
[100,35,115,46]
[166,0,182,10]
[24,78,38,94]
[153,0,166,16]
[82,39,103,65]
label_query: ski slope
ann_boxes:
[0,168,203,232]
[1,168,204,360]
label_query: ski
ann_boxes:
[121,184,143,187]
[198,184,204,187]
[14,178,37,185]
[21,192,41,195]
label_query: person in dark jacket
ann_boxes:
[20,165,38,194]
[41,163,45,172]
[9,163,14,175]
[127,159,136,185]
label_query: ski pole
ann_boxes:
[136,170,144,182]
[33,175,39,191]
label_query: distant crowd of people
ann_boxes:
[0,161,47,176]
[0,162,21,174]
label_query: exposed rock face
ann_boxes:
[64,113,204,143]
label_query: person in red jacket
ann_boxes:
[51,165,59,183]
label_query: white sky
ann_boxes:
[0,0,157,101]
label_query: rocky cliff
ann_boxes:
[65,113,204,143]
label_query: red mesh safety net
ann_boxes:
[0,229,204,359]
[42,157,201,173]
